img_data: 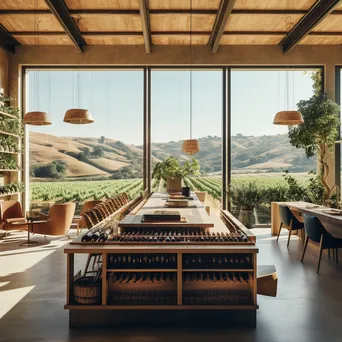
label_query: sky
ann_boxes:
[27,69,316,145]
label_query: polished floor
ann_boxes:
[0,229,341,342]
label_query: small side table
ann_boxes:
[14,218,38,247]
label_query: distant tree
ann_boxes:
[92,147,104,157]
[83,147,90,158]
[99,136,105,144]
[34,164,58,178]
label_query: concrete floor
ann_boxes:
[0,229,342,342]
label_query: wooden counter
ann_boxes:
[271,201,342,238]
[65,193,259,327]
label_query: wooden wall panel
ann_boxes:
[13,35,73,45]
[84,35,144,45]
[150,14,215,31]
[76,14,142,32]
[220,34,284,45]
[65,0,139,10]
[152,34,209,45]
[149,0,220,10]
[0,0,48,10]
[299,35,342,45]
[225,14,304,31]
[233,0,316,10]
[312,15,342,32]
[0,14,64,32]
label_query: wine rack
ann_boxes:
[109,229,251,245]
[182,253,253,270]
[108,272,177,305]
[108,253,177,270]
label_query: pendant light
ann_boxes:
[23,2,51,126]
[182,0,200,155]
[64,16,94,125]
[273,12,303,126]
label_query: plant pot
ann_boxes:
[238,205,256,229]
[166,176,182,193]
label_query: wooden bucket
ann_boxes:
[73,276,101,304]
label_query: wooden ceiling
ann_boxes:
[0,0,341,54]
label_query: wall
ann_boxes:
[0,47,10,96]
[8,44,342,188]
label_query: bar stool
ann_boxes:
[277,204,304,247]
[302,214,342,273]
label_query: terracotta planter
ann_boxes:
[166,176,182,193]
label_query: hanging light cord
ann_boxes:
[189,0,193,139]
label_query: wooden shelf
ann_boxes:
[0,169,19,172]
[107,269,177,272]
[0,130,20,138]
[65,304,258,310]
[0,151,19,155]
[183,269,255,272]
[0,111,17,120]
[0,192,20,197]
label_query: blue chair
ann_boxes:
[277,204,304,247]
[302,214,342,273]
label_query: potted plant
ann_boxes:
[152,156,200,192]
[229,182,261,228]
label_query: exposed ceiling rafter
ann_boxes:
[281,0,341,53]
[209,0,236,54]
[138,0,152,54]
[44,0,86,53]
[0,24,20,53]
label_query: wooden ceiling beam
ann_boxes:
[281,0,341,53]
[12,31,342,37]
[0,24,20,53]
[7,9,342,15]
[138,0,151,54]
[43,0,86,53]
[209,0,236,53]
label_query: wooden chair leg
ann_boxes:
[301,236,309,262]
[328,249,331,260]
[84,254,92,276]
[317,235,324,274]
[336,249,339,265]
[287,225,292,248]
[277,222,283,241]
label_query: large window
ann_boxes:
[26,69,144,213]
[151,69,223,210]
[230,68,318,225]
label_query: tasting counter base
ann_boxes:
[69,308,257,328]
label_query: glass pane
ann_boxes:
[26,69,144,214]
[151,69,223,211]
[230,69,317,227]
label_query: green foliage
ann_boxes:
[32,160,66,179]
[0,181,24,195]
[0,154,18,170]
[99,136,105,144]
[229,182,262,208]
[92,147,104,157]
[0,94,20,118]
[289,93,340,158]
[152,156,200,181]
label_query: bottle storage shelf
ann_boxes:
[0,130,19,138]
[0,111,17,120]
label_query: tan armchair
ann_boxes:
[0,201,28,237]
[32,203,76,236]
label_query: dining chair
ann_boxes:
[277,204,304,247]
[302,214,342,273]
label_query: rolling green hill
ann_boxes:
[29,132,316,180]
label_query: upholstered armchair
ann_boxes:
[0,200,28,237]
[32,203,76,236]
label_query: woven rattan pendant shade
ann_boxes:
[273,110,304,125]
[23,111,51,126]
[63,109,94,124]
[182,139,200,155]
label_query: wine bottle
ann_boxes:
[90,231,101,242]
[81,231,93,242]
